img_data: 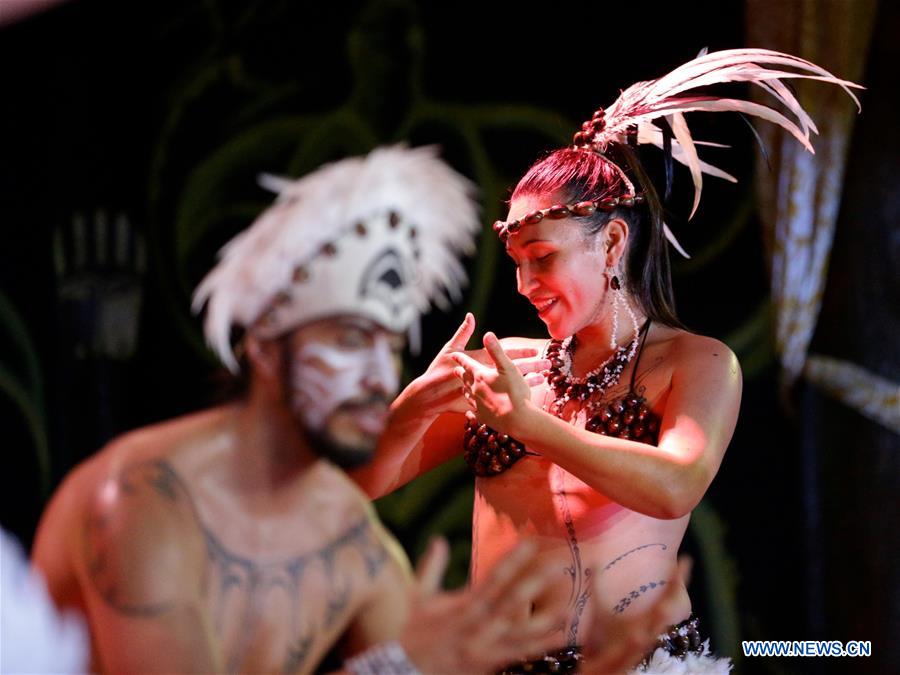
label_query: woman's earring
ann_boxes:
[609,272,621,350]
[609,270,639,349]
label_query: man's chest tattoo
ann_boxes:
[205,514,388,672]
[84,459,389,674]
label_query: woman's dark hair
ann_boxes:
[510,146,682,328]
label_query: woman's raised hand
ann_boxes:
[450,331,548,435]
[406,314,547,420]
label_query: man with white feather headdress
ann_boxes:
[30,145,578,674]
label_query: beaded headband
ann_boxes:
[492,192,644,243]
[494,48,862,255]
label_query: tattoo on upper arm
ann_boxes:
[84,461,194,617]
[612,579,667,615]
[602,543,668,571]
[147,467,179,501]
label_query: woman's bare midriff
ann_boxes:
[468,332,693,646]
[472,455,691,645]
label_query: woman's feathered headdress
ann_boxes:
[497,48,863,255]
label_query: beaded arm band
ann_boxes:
[492,192,645,242]
[344,641,421,675]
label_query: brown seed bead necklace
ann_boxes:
[545,324,644,417]
[464,320,654,477]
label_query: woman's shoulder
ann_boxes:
[654,325,732,351]
[654,325,741,384]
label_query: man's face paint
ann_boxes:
[282,316,403,468]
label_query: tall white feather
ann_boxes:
[588,48,862,227]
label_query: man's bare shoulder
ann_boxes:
[106,405,239,463]
[328,465,413,648]
[80,458,208,616]
[39,406,232,527]
[33,409,226,610]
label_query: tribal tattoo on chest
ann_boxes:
[84,460,389,673]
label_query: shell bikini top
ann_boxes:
[463,322,662,477]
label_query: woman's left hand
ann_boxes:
[449,332,546,436]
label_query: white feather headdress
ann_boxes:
[572,48,863,254]
[192,145,479,372]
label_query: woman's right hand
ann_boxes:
[401,313,547,419]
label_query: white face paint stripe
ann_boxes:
[289,335,400,433]
[295,342,377,370]
[369,337,400,398]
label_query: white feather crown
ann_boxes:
[192,145,480,372]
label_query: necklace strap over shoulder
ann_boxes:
[629,319,652,389]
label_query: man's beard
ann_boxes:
[302,427,373,469]
[296,394,391,469]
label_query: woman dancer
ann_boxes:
[356,49,860,673]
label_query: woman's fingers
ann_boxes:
[441,312,475,354]
[483,332,516,373]
[463,390,477,409]
[452,365,475,387]
[465,346,538,364]
[503,347,539,360]
[514,356,551,375]
[524,372,546,387]
[449,351,485,378]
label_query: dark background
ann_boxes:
[0,1,896,673]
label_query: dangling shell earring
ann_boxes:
[608,270,620,350]
[608,268,640,350]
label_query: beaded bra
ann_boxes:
[464,321,661,477]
